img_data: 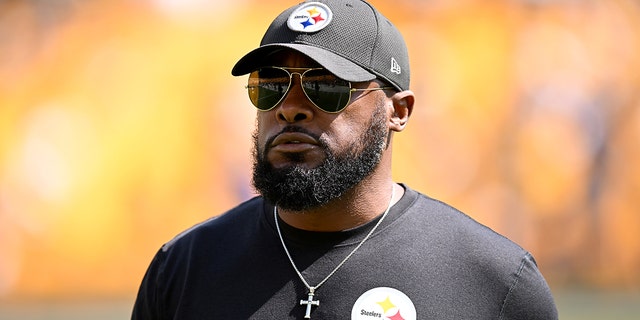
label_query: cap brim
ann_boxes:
[231,43,376,83]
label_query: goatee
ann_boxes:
[252,105,389,211]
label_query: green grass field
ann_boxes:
[0,291,638,319]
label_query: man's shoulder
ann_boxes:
[160,196,265,252]
[403,187,538,290]
[404,186,529,259]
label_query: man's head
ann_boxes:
[232,0,414,210]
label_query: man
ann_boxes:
[132,0,558,319]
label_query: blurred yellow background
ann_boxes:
[1,0,639,318]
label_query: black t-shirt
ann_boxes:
[132,185,558,319]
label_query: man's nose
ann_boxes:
[275,73,314,123]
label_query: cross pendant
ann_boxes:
[300,287,320,319]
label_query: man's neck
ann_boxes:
[276,180,404,232]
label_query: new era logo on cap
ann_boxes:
[287,2,333,33]
[390,57,401,75]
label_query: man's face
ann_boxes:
[251,51,391,211]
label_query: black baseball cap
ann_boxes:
[231,0,410,91]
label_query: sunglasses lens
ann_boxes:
[248,68,291,110]
[247,67,353,112]
[301,69,352,113]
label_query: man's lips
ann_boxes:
[270,132,319,152]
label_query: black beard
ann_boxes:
[251,105,389,211]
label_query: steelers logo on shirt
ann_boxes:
[351,287,417,320]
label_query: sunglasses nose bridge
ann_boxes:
[282,71,307,99]
[288,71,303,86]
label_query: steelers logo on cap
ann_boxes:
[287,2,333,33]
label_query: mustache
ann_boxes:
[263,126,326,152]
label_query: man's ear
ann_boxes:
[389,90,414,132]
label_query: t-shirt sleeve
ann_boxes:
[498,253,559,320]
[131,249,167,320]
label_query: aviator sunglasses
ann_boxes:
[247,67,395,113]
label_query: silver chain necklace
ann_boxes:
[274,186,395,319]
